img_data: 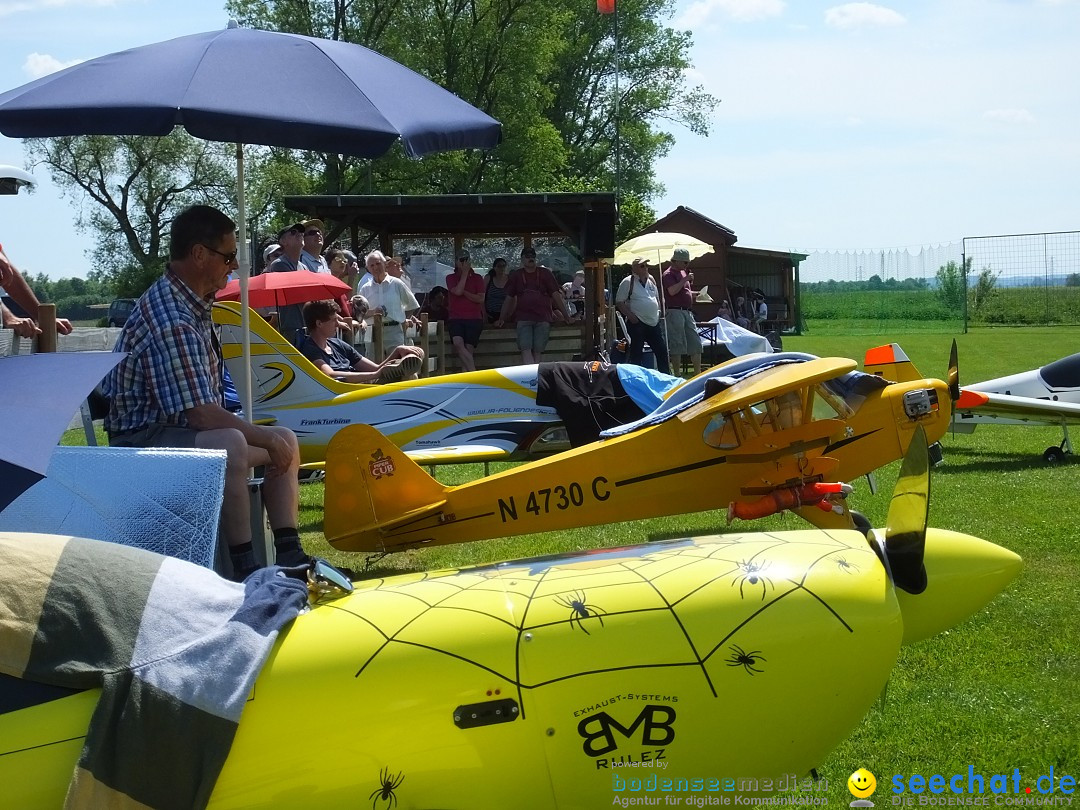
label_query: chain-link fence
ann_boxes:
[962,231,1080,326]
[796,232,1080,333]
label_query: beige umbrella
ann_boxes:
[613,232,714,266]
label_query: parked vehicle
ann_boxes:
[107,298,135,327]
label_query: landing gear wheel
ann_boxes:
[1043,446,1067,465]
[850,510,873,537]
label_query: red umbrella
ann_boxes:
[216,269,351,308]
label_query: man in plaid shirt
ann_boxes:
[103,205,307,580]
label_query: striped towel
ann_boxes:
[0,533,308,809]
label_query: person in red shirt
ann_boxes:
[446,251,486,371]
[495,246,571,363]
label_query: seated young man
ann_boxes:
[299,299,422,384]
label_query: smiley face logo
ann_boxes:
[848,768,877,799]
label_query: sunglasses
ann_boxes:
[202,244,238,264]
[305,230,322,237]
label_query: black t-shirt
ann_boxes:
[299,336,361,373]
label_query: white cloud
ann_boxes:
[983,108,1036,125]
[676,0,785,29]
[825,3,906,30]
[23,52,84,79]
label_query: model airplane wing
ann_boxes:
[954,389,1080,425]
[676,357,858,424]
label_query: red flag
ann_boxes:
[597,0,616,13]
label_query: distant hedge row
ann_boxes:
[801,286,1080,326]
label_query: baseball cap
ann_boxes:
[277,222,305,240]
[262,243,282,262]
[302,218,326,235]
[631,257,650,267]
[672,247,691,262]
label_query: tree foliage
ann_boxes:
[935,257,972,313]
[25,133,236,295]
[26,0,716,295]
[224,0,716,205]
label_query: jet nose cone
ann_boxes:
[896,529,1022,645]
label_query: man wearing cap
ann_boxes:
[446,250,485,371]
[260,242,283,274]
[614,258,670,374]
[299,218,330,274]
[265,223,307,341]
[358,249,424,361]
[662,247,702,375]
[496,246,570,363]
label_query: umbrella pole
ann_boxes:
[235,142,254,423]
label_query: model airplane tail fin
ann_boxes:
[863,343,923,383]
[213,301,349,411]
[324,424,449,552]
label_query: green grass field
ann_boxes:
[68,327,1080,799]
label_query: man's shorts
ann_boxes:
[449,318,484,347]
[375,322,407,359]
[109,423,201,448]
[665,309,701,357]
[516,320,551,352]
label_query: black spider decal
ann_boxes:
[732,559,774,601]
[554,590,607,634]
[835,556,860,574]
[370,766,405,809]
[726,644,766,675]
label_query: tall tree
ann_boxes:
[225,0,717,202]
[26,133,236,295]
[26,134,291,295]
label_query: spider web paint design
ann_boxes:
[325,530,882,716]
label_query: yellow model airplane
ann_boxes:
[866,341,1080,463]
[324,350,952,553]
[0,434,1022,809]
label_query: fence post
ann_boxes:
[37,303,57,353]
[419,313,430,377]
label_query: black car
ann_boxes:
[107,298,136,327]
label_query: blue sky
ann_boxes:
[1,0,1078,279]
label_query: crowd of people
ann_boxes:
[248,221,777,373]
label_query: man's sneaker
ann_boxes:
[398,354,423,378]
[376,358,405,385]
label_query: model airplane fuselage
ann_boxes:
[214,301,568,465]
[325,352,951,553]
[0,524,1020,809]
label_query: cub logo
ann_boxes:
[369,449,395,479]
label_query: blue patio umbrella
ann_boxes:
[0,21,501,417]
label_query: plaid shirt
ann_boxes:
[103,269,222,435]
